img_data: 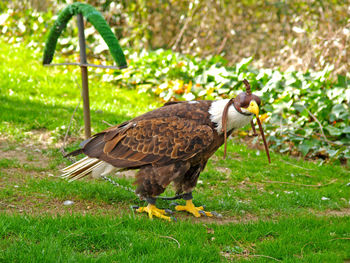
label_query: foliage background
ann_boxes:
[3,0,349,75]
[0,0,349,164]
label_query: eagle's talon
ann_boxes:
[165,209,173,214]
[136,204,171,221]
[204,211,213,217]
[170,202,179,207]
[131,205,139,209]
[175,200,213,218]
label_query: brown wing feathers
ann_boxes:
[103,133,127,153]
[103,122,134,153]
[81,116,214,168]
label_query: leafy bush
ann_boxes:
[112,50,350,163]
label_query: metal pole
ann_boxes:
[77,13,91,139]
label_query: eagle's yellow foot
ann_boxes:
[175,200,213,217]
[136,204,171,221]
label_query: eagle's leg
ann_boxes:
[175,192,213,217]
[136,197,172,221]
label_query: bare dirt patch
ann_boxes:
[0,142,52,170]
[216,167,232,174]
[0,162,58,190]
[1,129,81,150]
[176,208,350,225]
[1,195,130,216]
[316,208,350,217]
[3,189,350,223]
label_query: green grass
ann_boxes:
[0,40,160,141]
[1,39,350,262]
[1,214,350,262]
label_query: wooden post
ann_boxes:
[77,13,91,139]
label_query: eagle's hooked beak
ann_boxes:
[246,100,259,117]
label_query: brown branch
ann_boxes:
[172,18,191,51]
[257,117,271,163]
[216,34,229,54]
[261,179,337,188]
[171,1,200,51]
[250,120,258,136]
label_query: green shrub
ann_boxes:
[111,49,350,163]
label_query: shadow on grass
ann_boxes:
[0,95,130,132]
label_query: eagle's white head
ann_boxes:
[209,91,261,134]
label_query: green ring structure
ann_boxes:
[43,2,127,68]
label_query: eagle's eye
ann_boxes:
[240,101,250,108]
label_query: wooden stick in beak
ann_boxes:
[256,117,271,163]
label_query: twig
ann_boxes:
[102,120,114,127]
[301,237,350,258]
[330,237,350,241]
[172,18,190,51]
[227,233,280,261]
[159,235,181,248]
[301,105,329,144]
[250,120,258,136]
[300,241,313,258]
[60,79,82,162]
[250,254,281,262]
[261,179,337,188]
[281,159,313,171]
[171,1,200,51]
[216,34,229,54]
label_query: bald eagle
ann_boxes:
[62,80,270,221]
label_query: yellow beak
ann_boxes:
[246,100,259,117]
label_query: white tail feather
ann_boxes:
[61,157,117,181]
[61,156,90,173]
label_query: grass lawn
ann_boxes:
[1,40,350,262]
